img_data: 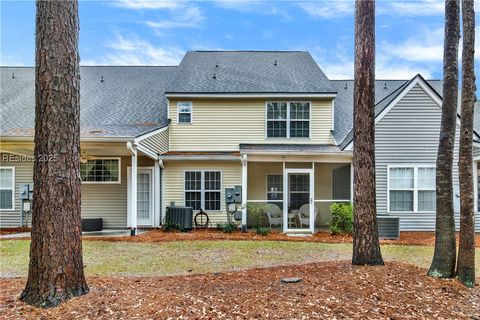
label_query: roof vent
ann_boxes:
[215,64,219,68]
[383,81,387,89]
[274,59,278,66]
[100,75,104,83]
[344,82,348,89]
[213,73,217,79]
[11,72,15,79]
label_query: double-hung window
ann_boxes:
[80,158,120,183]
[388,165,435,212]
[0,167,14,210]
[266,102,310,138]
[177,102,192,123]
[185,171,221,210]
[266,174,283,202]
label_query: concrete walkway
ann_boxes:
[0,229,147,239]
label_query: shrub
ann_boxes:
[247,203,268,227]
[255,226,270,236]
[329,202,353,234]
[162,220,186,232]
[217,221,237,233]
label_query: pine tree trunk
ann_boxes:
[352,0,384,266]
[428,0,460,279]
[20,0,88,307]
[456,0,476,288]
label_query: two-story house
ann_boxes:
[1,51,479,233]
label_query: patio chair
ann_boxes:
[265,204,282,228]
[297,204,318,228]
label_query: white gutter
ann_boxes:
[166,93,337,99]
[159,154,241,161]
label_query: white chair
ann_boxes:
[265,204,282,228]
[297,204,318,228]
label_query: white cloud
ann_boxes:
[298,0,353,19]
[380,27,444,63]
[114,0,179,10]
[385,0,443,16]
[81,35,185,66]
[146,5,204,30]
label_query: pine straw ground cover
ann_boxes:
[85,229,480,247]
[1,261,479,319]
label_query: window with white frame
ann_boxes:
[266,174,283,202]
[388,166,435,212]
[177,102,192,123]
[266,102,310,138]
[185,171,221,210]
[80,159,120,183]
[0,168,14,210]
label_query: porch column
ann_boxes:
[127,142,138,236]
[350,162,354,203]
[154,160,161,227]
[241,154,248,231]
[474,160,478,213]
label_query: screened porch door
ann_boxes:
[283,168,314,233]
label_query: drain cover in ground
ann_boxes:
[281,277,302,284]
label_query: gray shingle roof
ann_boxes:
[166,51,335,94]
[1,66,176,138]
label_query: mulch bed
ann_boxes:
[0,228,30,236]
[1,261,478,319]
[84,229,480,247]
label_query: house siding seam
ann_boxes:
[168,98,334,151]
[138,128,169,155]
[375,84,480,232]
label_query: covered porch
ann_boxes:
[240,145,353,234]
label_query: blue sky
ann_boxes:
[1,0,479,81]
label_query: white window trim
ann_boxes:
[177,101,193,124]
[81,157,121,184]
[0,167,15,211]
[266,173,283,203]
[387,164,436,213]
[183,170,223,211]
[265,101,311,139]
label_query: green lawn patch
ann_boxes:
[1,240,478,277]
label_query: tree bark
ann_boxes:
[456,0,476,288]
[352,0,384,266]
[428,0,460,279]
[20,0,88,307]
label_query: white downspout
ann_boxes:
[127,141,138,236]
[241,154,248,231]
[154,159,161,227]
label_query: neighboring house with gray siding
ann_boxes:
[1,51,479,233]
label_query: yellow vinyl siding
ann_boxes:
[163,160,242,225]
[0,147,153,228]
[168,98,334,151]
[138,128,169,155]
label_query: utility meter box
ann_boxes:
[19,183,34,200]
[225,186,242,204]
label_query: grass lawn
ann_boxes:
[2,240,479,278]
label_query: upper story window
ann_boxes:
[388,165,435,213]
[266,102,310,138]
[0,167,15,210]
[177,102,192,123]
[80,158,120,183]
